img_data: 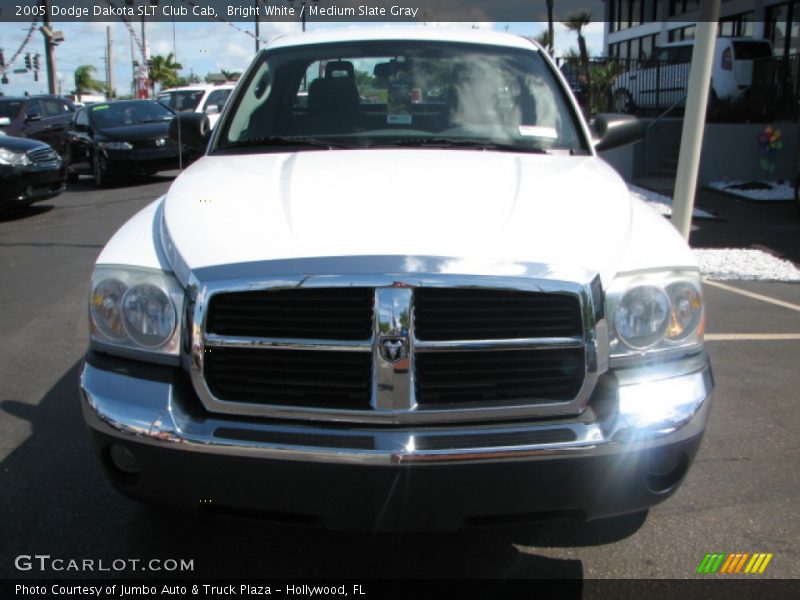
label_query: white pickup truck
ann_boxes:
[80,28,713,531]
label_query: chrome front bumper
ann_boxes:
[80,352,713,466]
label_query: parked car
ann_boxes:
[62,100,181,186]
[0,128,65,208]
[80,29,713,530]
[612,38,773,113]
[0,95,76,153]
[156,83,234,129]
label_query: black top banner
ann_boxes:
[2,0,609,23]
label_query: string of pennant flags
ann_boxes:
[0,19,39,78]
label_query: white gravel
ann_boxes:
[629,184,715,218]
[707,180,793,201]
[693,248,800,281]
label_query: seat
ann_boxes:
[306,61,360,134]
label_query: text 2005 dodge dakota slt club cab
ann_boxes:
[80,28,713,530]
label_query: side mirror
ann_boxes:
[74,122,88,132]
[592,113,644,152]
[204,104,220,115]
[0,116,10,127]
[26,112,42,122]
[169,112,210,151]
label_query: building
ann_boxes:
[604,1,800,60]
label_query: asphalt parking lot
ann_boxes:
[0,178,798,581]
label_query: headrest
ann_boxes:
[325,61,355,79]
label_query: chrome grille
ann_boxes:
[192,275,602,424]
[27,147,60,164]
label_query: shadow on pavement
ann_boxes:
[0,361,645,582]
[0,205,54,222]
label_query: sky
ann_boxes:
[0,18,604,97]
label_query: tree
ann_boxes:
[546,0,555,57]
[220,69,242,82]
[148,53,182,92]
[563,11,592,114]
[73,65,106,95]
[532,29,552,51]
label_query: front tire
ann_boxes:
[93,151,111,188]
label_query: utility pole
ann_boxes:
[254,0,260,52]
[40,0,57,94]
[106,26,114,98]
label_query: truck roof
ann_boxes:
[266,26,540,52]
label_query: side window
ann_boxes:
[203,89,231,110]
[25,100,42,118]
[41,99,65,117]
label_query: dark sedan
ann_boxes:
[0,133,65,208]
[62,100,182,186]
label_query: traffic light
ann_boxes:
[1,75,8,85]
[33,54,40,71]
[0,50,5,68]
[34,70,38,82]
[24,53,31,70]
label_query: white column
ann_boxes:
[671,0,721,240]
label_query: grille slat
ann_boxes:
[207,288,374,340]
[205,347,372,410]
[27,147,60,164]
[415,348,584,405]
[414,288,582,341]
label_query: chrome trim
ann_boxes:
[373,287,414,411]
[80,357,713,465]
[205,334,372,353]
[188,266,608,424]
[414,337,584,352]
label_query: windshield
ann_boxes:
[217,41,586,154]
[89,101,174,129]
[157,90,205,112]
[0,101,23,120]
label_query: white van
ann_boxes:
[612,37,773,112]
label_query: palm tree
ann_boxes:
[532,29,552,51]
[563,11,592,113]
[546,0,555,57]
[73,65,106,95]
[148,53,182,93]
[220,69,242,82]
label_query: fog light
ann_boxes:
[109,444,140,475]
[645,451,688,493]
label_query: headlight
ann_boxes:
[607,270,704,359]
[0,147,32,166]
[98,141,133,150]
[89,266,184,361]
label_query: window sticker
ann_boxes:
[91,104,110,111]
[387,71,412,125]
[518,125,558,139]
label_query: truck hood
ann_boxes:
[160,149,679,283]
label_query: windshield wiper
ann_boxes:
[221,136,351,150]
[388,137,551,154]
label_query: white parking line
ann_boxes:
[706,333,800,341]
[703,280,800,313]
